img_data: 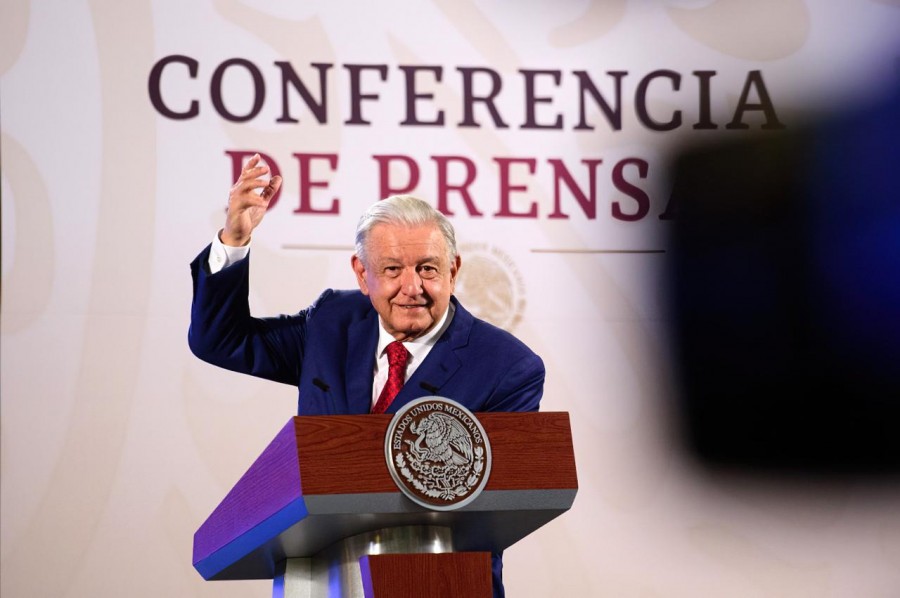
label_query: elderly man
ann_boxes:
[189,154,544,596]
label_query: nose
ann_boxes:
[399,268,423,296]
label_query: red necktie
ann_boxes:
[372,341,409,414]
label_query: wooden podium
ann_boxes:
[193,412,577,597]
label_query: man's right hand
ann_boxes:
[221,153,283,247]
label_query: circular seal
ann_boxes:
[455,243,526,332]
[384,397,492,511]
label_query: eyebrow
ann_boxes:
[376,255,441,266]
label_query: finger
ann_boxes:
[260,175,282,200]
[229,192,271,212]
[239,165,269,181]
[236,174,273,193]
[244,153,261,170]
[230,178,273,200]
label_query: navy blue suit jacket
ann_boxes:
[189,246,544,415]
[188,246,544,596]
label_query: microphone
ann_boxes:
[419,382,439,394]
[311,377,343,415]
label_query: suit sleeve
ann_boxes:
[188,244,319,386]
[484,350,545,413]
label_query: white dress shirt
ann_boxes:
[371,302,454,408]
[208,231,249,274]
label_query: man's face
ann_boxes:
[352,223,461,341]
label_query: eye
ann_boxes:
[418,265,438,279]
[384,266,401,277]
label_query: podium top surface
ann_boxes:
[193,412,577,580]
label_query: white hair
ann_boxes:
[355,195,458,265]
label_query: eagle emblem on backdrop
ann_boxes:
[455,243,526,332]
[385,397,492,510]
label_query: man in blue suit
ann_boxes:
[189,154,544,596]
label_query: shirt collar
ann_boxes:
[376,301,455,357]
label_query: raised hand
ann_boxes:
[221,154,283,247]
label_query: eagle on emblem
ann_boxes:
[408,412,473,467]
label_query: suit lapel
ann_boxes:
[388,297,472,413]
[345,308,379,414]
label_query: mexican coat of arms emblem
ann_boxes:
[384,397,492,511]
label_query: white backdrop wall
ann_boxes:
[3,1,900,596]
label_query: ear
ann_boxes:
[449,255,461,290]
[351,254,369,295]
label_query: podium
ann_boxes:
[193,412,577,597]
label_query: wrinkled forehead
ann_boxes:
[365,223,451,263]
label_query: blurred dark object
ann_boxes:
[666,81,900,473]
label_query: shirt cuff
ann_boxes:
[208,230,251,273]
